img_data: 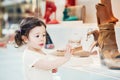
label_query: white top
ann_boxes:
[23,48,53,80]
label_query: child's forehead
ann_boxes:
[30,26,46,33]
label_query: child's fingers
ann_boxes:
[65,44,73,55]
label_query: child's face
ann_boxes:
[27,26,46,50]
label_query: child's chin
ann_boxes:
[38,46,43,48]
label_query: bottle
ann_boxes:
[45,32,54,49]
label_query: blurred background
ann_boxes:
[0,0,120,80]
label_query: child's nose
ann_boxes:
[39,36,45,41]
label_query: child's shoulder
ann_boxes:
[23,48,46,58]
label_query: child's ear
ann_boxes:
[22,36,28,43]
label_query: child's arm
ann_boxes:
[32,45,72,70]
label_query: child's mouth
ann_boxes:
[39,43,44,46]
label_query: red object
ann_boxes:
[52,68,57,73]
[44,0,57,23]
[47,19,59,24]
[65,0,76,7]
[0,42,6,48]
[46,44,55,49]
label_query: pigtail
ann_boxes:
[14,30,23,47]
[14,17,47,47]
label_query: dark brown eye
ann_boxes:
[36,35,39,38]
[43,34,46,37]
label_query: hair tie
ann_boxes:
[16,30,21,34]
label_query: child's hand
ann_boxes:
[64,44,72,58]
[52,68,57,73]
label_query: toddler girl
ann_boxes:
[14,17,72,80]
